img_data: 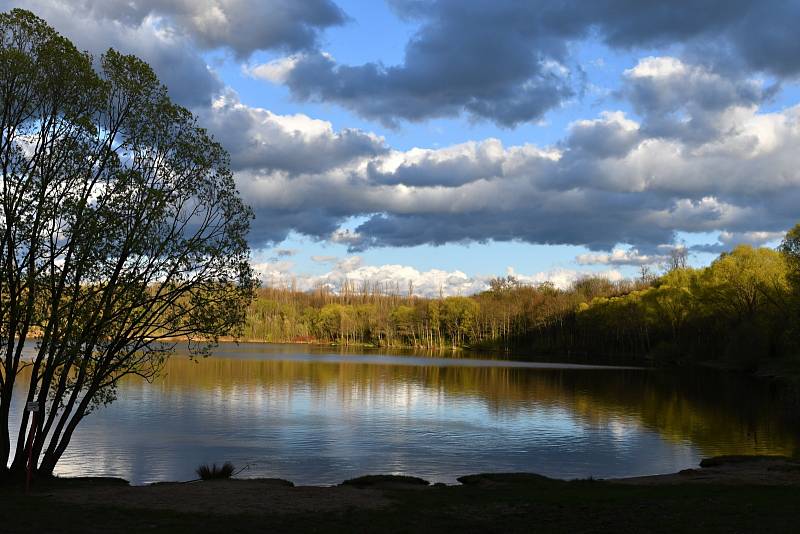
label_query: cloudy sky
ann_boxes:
[7,0,799,294]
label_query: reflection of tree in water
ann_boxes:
[140,355,798,458]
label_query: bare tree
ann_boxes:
[664,246,689,272]
[638,265,654,284]
[0,10,256,478]
[488,275,520,293]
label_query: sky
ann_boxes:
[5,0,800,295]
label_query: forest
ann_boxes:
[243,224,800,368]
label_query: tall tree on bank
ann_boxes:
[780,224,800,290]
[779,224,800,345]
[0,10,256,478]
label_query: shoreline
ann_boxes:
[28,335,800,383]
[176,338,800,387]
[25,454,800,490]
[20,455,800,488]
[3,456,799,533]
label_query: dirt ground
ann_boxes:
[4,457,800,533]
[47,478,393,515]
[614,455,800,486]
[31,455,800,515]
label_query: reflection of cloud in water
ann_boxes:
[9,344,797,485]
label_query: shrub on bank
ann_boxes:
[196,462,235,480]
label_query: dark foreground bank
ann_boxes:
[2,456,799,533]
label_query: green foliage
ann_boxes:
[779,224,800,350]
[244,233,800,367]
[780,224,800,269]
[242,276,634,350]
[441,297,480,347]
[567,245,792,364]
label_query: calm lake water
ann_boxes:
[10,343,799,485]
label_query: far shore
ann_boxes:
[152,337,800,386]
[20,335,800,389]
[25,334,800,386]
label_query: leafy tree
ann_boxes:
[779,224,800,345]
[779,224,800,298]
[0,10,256,478]
[318,304,343,340]
[241,227,800,364]
[700,246,787,321]
[390,305,415,342]
[698,246,788,361]
[441,297,479,347]
[780,224,800,267]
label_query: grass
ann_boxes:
[1,474,798,533]
[195,462,235,481]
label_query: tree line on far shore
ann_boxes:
[245,225,800,368]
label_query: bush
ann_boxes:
[196,462,235,480]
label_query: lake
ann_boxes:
[10,343,799,485]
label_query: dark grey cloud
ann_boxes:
[549,0,800,78]
[200,93,387,174]
[244,206,341,246]
[2,1,358,166]
[342,191,794,254]
[8,2,799,257]
[4,0,345,107]
[274,0,581,127]
[2,0,225,107]
[348,197,672,253]
[716,1,800,77]
[259,0,800,128]
[280,52,574,128]
[623,58,767,116]
[232,80,800,253]
[52,0,345,57]
[619,56,777,144]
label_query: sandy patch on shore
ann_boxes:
[614,456,800,486]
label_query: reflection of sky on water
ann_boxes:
[9,344,795,485]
